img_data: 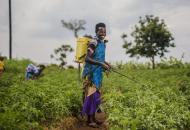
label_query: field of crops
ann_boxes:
[0,59,190,130]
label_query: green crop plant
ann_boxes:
[0,59,190,129]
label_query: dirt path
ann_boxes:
[71,112,108,130]
[43,112,108,130]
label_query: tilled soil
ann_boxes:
[70,112,108,130]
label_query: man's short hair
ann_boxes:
[95,23,106,33]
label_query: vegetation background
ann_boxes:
[0,58,190,130]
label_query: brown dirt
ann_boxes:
[70,112,108,130]
[42,112,108,130]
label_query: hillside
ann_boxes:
[0,59,190,130]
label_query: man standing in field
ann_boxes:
[82,23,111,128]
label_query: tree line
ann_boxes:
[51,15,175,69]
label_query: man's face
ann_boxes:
[97,27,106,40]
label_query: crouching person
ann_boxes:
[25,63,45,80]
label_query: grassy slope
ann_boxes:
[0,59,190,130]
[103,64,190,129]
[0,60,82,130]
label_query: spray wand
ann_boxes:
[109,67,149,87]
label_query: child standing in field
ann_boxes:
[82,23,111,128]
[25,63,45,80]
[0,57,5,75]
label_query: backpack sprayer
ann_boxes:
[75,37,92,81]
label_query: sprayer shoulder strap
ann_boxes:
[89,38,98,48]
[87,38,98,55]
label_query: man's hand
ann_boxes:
[101,62,111,71]
[105,62,112,70]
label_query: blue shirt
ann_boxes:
[82,38,106,89]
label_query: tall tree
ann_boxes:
[61,19,86,80]
[61,19,86,38]
[51,19,86,69]
[122,15,175,69]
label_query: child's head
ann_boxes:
[38,64,45,72]
[33,64,45,78]
[95,22,106,40]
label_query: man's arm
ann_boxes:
[85,44,110,70]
